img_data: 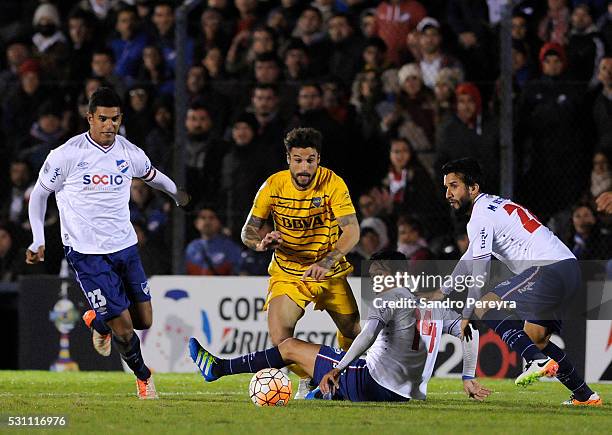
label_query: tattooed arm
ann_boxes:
[241,213,282,252]
[303,213,360,280]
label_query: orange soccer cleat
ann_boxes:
[137,376,159,400]
[82,310,111,357]
[562,393,603,407]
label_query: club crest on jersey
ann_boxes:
[311,197,322,207]
[116,160,130,173]
[77,161,89,169]
[141,281,150,295]
[43,162,50,174]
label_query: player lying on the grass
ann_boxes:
[189,251,491,402]
[26,87,190,399]
[431,158,601,406]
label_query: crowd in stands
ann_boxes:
[0,0,611,281]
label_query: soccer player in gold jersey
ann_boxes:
[241,127,361,398]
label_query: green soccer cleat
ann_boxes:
[189,337,220,382]
[515,357,559,388]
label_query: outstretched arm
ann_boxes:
[26,182,51,263]
[303,213,359,280]
[143,168,190,207]
[447,319,490,401]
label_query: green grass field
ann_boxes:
[0,372,610,434]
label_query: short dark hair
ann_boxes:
[284,127,322,154]
[88,87,122,113]
[92,47,115,62]
[397,215,424,236]
[370,250,407,262]
[441,158,483,188]
[253,82,278,95]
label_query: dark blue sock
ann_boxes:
[113,334,151,381]
[481,310,546,362]
[215,347,285,377]
[92,316,111,335]
[542,342,594,401]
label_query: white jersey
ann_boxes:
[365,288,475,400]
[366,287,426,399]
[36,132,153,254]
[467,193,574,274]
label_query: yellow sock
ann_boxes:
[336,331,354,351]
[287,363,309,378]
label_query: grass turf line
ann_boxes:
[0,371,610,434]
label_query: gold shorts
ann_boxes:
[264,275,358,315]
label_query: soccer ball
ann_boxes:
[248,368,292,407]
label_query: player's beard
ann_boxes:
[451,196,472,217]
[292,171,313,188]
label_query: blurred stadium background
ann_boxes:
[0,0,610,386]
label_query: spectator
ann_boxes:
[2,59,49,146]
[0,160,34,228]
[110,4,149,82]
[201,46,229,85]
[436,82,499,191]
[195,8,230,61]
[123,85,154,147]
[383,137,447,233]
[566,203,611,259]
[517,42,589,218]
[382,63,436,175]
[186,64,230,130]
[144,96,174,172]
[129,179,169,239]
[359,8,377,39]
[360,37,389,74]
[291,6,329,75]
[374,0,426,65]
[184,103,226,204]
[357,216,390,256]
[350,70,385,151]
[65,9,95,92]
[226,25,276,78]
[538,0,571,45]
[396,214,433,261]
[17,100,67,172]
[150,1,193,72]
[593,57,612,149]
[566,4,605,84]
[413,17,463,90]
[137,44,174,96]
[185,206,243,275]
[91,48,126,98]
[282,38,311,83]
[220,113,266,240]
[512,10,541,67]
[326,13,364,84]
[590,149,612,198]
[596,0,612,53]
[248,84,287,172]
[31,3,69,78]
[433,67,462,125]
[0,39,31,103]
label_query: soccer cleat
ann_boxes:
[304,386,333,400]
[189,337,219,382]
[136,376,159,400]
[294,377,315,400]
[562,393,602,407]
[515,357,559,387]
[82,310,111,357]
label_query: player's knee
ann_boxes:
[133,317,152,330]
[277,338,298,361]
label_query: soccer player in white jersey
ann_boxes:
[187,251,491,402]
[25,87,190,399]
[434,158,601,406]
